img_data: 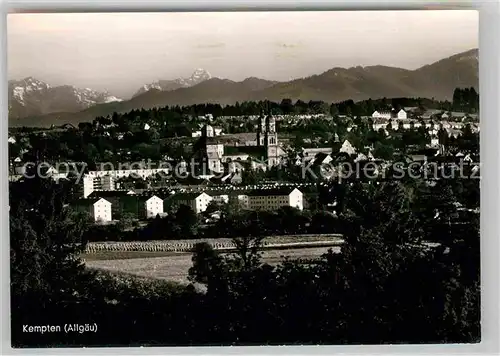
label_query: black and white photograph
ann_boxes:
[7,10,481,348]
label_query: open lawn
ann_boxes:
[85,246,340,284]
[82,251,184,261]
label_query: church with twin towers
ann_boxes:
[193,114,285,176]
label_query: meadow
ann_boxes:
[84,246,340,283]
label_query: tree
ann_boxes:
[188,242,227,287]
[116,212,137,230]
[329,104,339,117]
[175,204,199,238]
[280,98,294,115]
[205,200,223,215]
[10,169,93,306]
[373,142,394,160]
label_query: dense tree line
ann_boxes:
[87,94,467,121]
[452,87,479,113]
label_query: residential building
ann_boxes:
[85,164,171,179]
[88,190,136,220]
[208,192,230,204]
[246,187,304,211]
[372,109,407,120]
[397,109,408,120]
[372,111,392,120]
[82,174,116,198]
[167,192,213,214]
[142,195,164,219]
[74,197,112,223]
[302,147,333,162]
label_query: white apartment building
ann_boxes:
[246,187,303,211]
[169,192,213,214]
[82,166,171,197]
[141,195,164,219]
[86,167,170,180]
[75,197,112,223]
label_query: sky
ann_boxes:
[8,10,478,98]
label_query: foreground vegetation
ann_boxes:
[10,164,479,346]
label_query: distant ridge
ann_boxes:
[9,49,478,127]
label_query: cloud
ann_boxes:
[275,52,299,59]
[195,42,226,49]
[276,42,302,49]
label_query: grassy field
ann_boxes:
[84,246,340,283]
[82,251,185,261]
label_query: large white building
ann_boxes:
[75,197,112,223]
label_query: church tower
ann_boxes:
[257,114,266,147]
[265,116,279,167]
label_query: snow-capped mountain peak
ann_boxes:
[133,68,212,97]
[189,68,212,82]
[10,77,51,104]
[8,77,122,119]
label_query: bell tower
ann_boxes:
[257,113,266,147]
[265,116,278,167]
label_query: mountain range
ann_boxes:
[8,77,122,120]
[132,68,212,97]
[9,49,478,127]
